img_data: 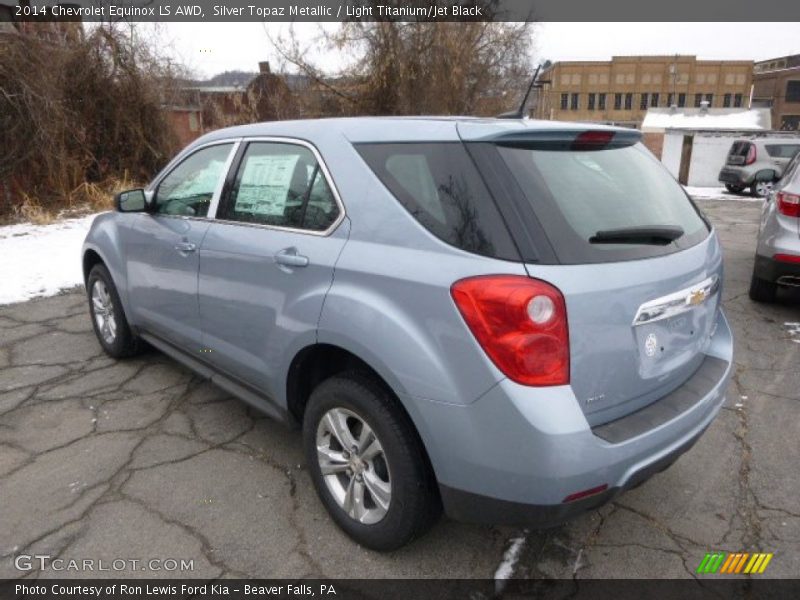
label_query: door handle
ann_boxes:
[274,248,309,268]
[174,241,197,253]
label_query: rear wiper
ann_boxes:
[589,225,684,245]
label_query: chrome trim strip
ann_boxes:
[632,275,720,326]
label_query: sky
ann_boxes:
[151,22,800,79]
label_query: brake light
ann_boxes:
[451,275,569,386]
[777,192,800,217]
[745,144,757,165]
[572,130,615,151]
[774,253,800,264]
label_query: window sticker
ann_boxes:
[235,153,301,215]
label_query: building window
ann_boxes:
[667,93,674,107]
[188,112,199,132]
[624,93,633,110]
[723,93,732,108]
[571,93,579,110]
[705,93,714,106]
[678,93,686,107]
[734,93,744,108]
[694,93,703,107]
[786,81,800,102]
[640,93,649,110]
[598,93,606,110]
[588,93,596,110]
[650,93,659,107]
[614,93,622,110]
[561,93,569,110]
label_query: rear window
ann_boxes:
[726,141,751,165]
[496,143,710,264]
[765,144,800,159]
[356,143,519,261]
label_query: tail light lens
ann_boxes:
[451,275,569,386]
[745,144,757,165]
[777,192,800,217]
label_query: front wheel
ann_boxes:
[751,180,774,198]
[303,373,440,551]
[87,264,142,358]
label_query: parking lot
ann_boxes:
[1,198,798,580]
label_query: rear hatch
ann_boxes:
[459,122,722,426]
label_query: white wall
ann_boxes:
[687,134,737,186]
[661,132,683,180]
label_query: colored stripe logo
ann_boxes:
[697,552,773,574]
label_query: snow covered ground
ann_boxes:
[0,213,101,305]
[683,186,764,202]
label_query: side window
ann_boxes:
[355,142,519,260]
[221,142,339,231]
[155,144,233,217]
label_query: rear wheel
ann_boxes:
[749,272,778,303]
[303,372,440,551]
[87,264,142,358]
[725,184,745,194]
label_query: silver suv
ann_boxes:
[718,137,800,197]
[750,150,800,301]
[83,118,733,550]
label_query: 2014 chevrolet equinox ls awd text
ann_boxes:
[82,117,733,550]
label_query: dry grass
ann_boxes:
[7,176,142,225]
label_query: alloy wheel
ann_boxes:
[316,407,392,525]
[91,280,117,345]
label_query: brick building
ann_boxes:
[752,54,800,131]
[532,56,753,128]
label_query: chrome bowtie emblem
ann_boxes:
[645,333,658,357]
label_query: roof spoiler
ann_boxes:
[484,128,642,150]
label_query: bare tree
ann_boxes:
[268,19,535,117]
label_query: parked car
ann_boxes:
[749,150,800,302]
[83,118,733,550]
[718,138,800,197]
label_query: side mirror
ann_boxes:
[115,189,151,213]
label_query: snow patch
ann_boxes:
[0,214,101,305]
[784,322,800,343]
[684,186,763,202]
[494,530,527,590]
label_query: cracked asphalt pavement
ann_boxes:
[1,199,798,580]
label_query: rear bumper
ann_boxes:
[408,310,733,527]
[754,253,800,284]
[718,168,750,186]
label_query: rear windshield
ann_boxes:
[726,141,751,165]
[765,143,800,159]
[496,143,710,264]
[356,143,519,261]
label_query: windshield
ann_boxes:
[496,143,710,264]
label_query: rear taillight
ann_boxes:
[745,144,757,165]
[777,192,800,217]
[451,275,569,386]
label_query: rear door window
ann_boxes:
[219,142,340,232]
[356,143,519,260]
[496,143,709,264]
[765,144,800,159]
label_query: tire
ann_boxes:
[303,372,441,551]
[748,272,778,303]
[725,184,745,194]
[750,180,774,198]
[87,264,142,358]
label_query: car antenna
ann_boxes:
[496,64,549,119]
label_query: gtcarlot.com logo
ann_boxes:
[697,551,773,574]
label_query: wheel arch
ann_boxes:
[286,343,440,480]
